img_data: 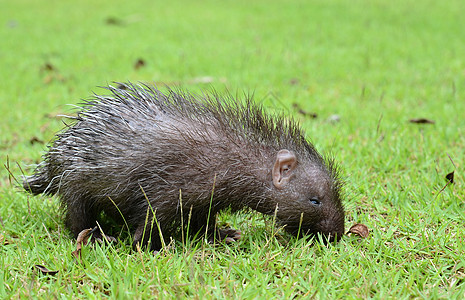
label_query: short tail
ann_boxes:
[22,172,54,195]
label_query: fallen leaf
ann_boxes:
[71,228,94,260]
[348,223,369,238]
[300,110,317,118]
[134,58,146,70]
[41,63,56,72]
[289,78,300,85]
[29,136,44,145]
[105,17,125,26]
[71,227,117,262]
[33,264,59,276]
[292,103,318,119]
[409,118,435,124]
[445,171,454,184]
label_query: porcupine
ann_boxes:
[23,83,345,250]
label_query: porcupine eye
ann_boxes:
[309,197,321,206]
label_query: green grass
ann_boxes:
[1,0,465,298]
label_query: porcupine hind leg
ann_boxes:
[186,209,242,244]
[214,227,242,243]
[132,220,166,251]
[64,194,116,243]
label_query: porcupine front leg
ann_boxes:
[64,198,98,236]
[64,194,116,243]
[132,210,168,251]
[186,208,242,244]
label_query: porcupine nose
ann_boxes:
[317,217,344,243]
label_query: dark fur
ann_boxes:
[24,83,345,249]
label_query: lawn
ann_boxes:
[1,0,464,298]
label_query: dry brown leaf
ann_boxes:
[292,103,318,119]
[446,171,454,184]
[436,170,455,197]
[299,110,317,118]
[134,58,146,70]
[29,136,44,145]
[33,264,59,276]
[71,227,117,262]
[105,17,125,26]
[289,78,300,85]
[409,118,435,124]
[348,223,369,238]
[41,63,56,72]
[71,228,94,260]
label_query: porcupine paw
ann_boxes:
[210,227,242,244]
[87,227,118,244]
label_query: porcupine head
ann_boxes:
[265,147,345,242]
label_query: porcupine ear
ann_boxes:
[272,149,297,189]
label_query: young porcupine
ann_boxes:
[24,83,345,250]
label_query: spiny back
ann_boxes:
[75,83,324,163]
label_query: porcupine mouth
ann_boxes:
[285,224,343,243]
